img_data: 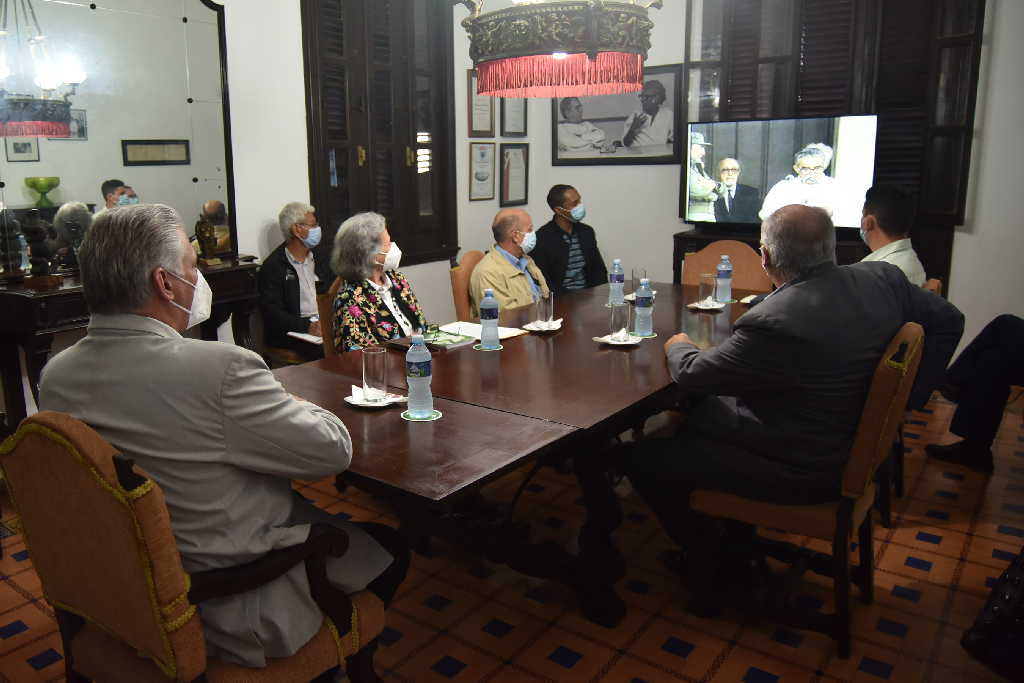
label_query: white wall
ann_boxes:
[452,1,689,285]
[947,0,1024,348]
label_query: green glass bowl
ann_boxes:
[24,177,61,208]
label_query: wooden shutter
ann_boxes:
[796,0,856,116]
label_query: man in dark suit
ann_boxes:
[625,205,964,609]
[257,202,334,361]
[532,184,608,295]
[713,157,761,223]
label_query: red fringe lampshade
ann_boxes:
[461,0,662,98]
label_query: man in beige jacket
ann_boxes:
[469,208,550,315]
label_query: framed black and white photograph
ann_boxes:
[469,142,496,201]
[467,69,494,138]
[50,109,88,141]
[500,97,527,137]
[499,142,529,207]
[5,137,39,162]
[551,64,682,166]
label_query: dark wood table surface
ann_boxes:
[274,283,754,494]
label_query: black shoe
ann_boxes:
[926,441,994,473]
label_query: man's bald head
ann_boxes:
[201,200,227,225]
[491,208,530,245]
[760,205,835,284]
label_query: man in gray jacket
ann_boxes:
[627,205,963,609]
[40,204,406,673]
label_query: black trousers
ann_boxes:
[946,314,1024,449]
[355,522,409,608]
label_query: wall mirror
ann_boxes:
[0,0,236,276]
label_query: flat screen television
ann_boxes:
[681,114,878,229]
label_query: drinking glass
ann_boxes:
[361,347,388,402]
[535,292,554,328]
[630,267,647,295]
[698,273,716,307]
[609,303,631,342]
[685,312,713,350]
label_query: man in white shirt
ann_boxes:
[622,80,674,148]
[40,204,405,675]
[859,185,926,286]
[557,97,610,152]
[759,143,858,226]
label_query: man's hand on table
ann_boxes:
[664,333,694,353]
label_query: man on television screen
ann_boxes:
[687,132,723,222]
[713,158,761,223]
[758,143,856,226]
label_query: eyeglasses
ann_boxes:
[796,165,824,173]
[720,168,740,174]
[638,94,659,100]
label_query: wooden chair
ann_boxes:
[690,322,924,658]
[0,411,385,682]
[262,345,306,368]
[317,276,343,357]
[681,239,772,293]
[450,250,485,321]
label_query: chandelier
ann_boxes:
[0,0,87,137]
[459,0,661,98]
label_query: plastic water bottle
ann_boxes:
[479,288,500,350]
[634,278,654,337]
[716,255,733,303]
[405,334,434,418]
[17,233,30,272]
[608,258,624,305]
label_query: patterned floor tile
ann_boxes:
[447,599,549,661]
[392,577,488,631]
[710,644,822,682]
[0,631,64,681]
[510,624,618,681]
[0,602,58,656]
[600,652,691,682]
[374,611,442,672]
[627,617,730,680]
[395,634,503,681]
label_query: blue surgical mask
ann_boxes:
[570,204,586,222]
[859,228,868,246]
[301,225,322,248]
[519,230,536,254]
[117,194,140,206]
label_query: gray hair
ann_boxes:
[278,201,315,241]
[53,201,93,245]
[760,205,835,282]
[78,204,186,314]
[491,213,521,244]
[331,211,386,282]
[794,143,832,169]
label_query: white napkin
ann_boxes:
[592,333,642,344]
[349,385,405,404]
[687,297,725,311]
[524,318,564,331]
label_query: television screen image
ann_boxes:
[682,115,878,229]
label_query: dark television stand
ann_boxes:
[672,223,869,284]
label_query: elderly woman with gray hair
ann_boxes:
[331,211,426,352]
[52,201,93,267]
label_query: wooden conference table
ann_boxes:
[273,283,754,622]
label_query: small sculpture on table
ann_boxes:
[195,215,221,266]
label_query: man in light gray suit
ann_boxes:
[40,204,407,674]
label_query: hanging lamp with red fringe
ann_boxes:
[460,0,662,99]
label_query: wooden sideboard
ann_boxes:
[0,259,259,437]
[671,227,870,284]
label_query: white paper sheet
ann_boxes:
[439,321,526,341]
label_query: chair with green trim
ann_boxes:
[0,411,385,682]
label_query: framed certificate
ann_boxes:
[499,143,529,207]
[467,70,494,138]
[469,142,496,201]
[501,97,527,137]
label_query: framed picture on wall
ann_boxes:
[467,69,494,138]
[550,63,682,166]
[469,142,496,201]
[501,97,527,136]
[50,109,88,141]
[5,137,40,162]
[499,143,529,207]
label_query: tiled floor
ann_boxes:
[0,396,1020,682]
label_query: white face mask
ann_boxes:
[167,268,213,329]
[377,242,402,271]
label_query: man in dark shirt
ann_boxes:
[532,184,608,295]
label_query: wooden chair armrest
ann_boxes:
[188,523,349,605]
